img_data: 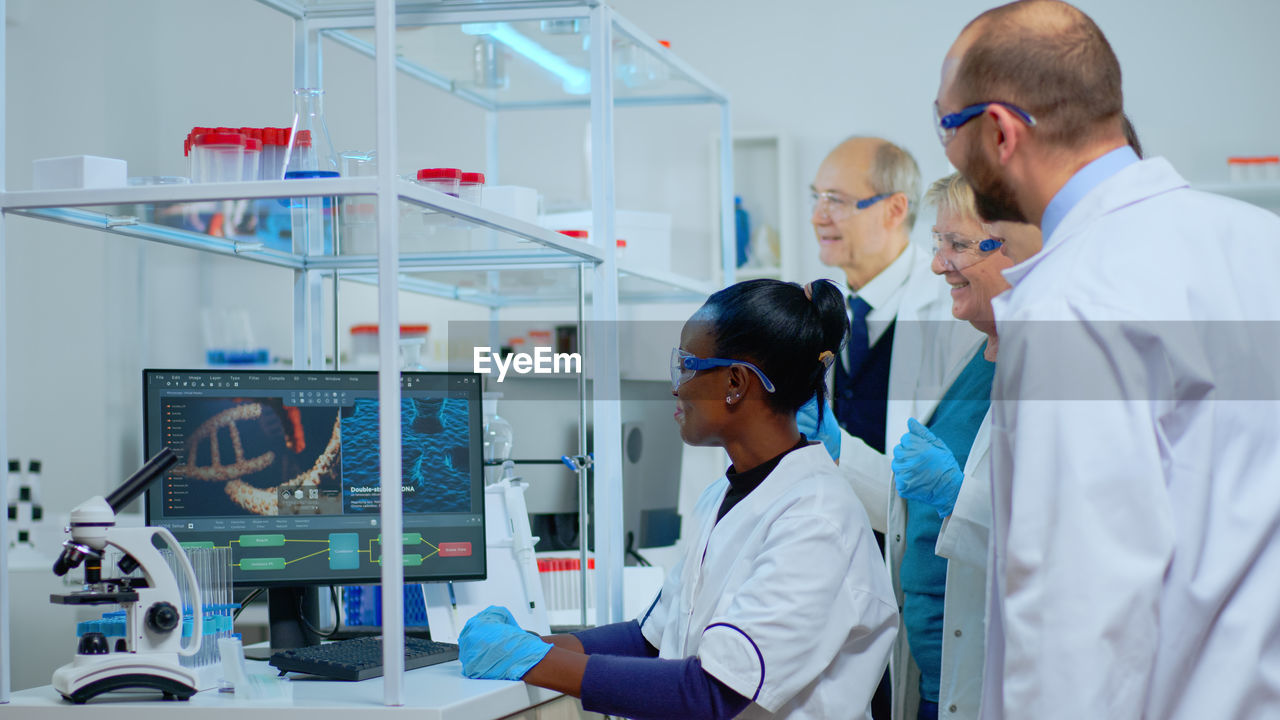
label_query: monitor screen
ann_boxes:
[143,369,486,587]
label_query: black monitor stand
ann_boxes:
[268,586,325,650]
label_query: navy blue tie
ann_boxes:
[847,295,872,376]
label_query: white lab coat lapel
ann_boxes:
[933,410,992,719]
[936,410,992,566]
[678,450,807,656]
[675,480,730,655]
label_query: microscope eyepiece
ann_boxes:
[105,447,178,514]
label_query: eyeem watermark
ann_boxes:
[474,346,583,382]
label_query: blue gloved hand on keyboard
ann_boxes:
[458,605,552,681]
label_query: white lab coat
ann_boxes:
[640,444,898,719]
[933,410,992,719]
[982,157,1280,718]
[834,241,985,720]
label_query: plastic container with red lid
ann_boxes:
[415,168,463,197]
[459,172,486,204]
[242,137,262,182]
[192,132,245,183]
[1228,156,1280,183]
[261,127,290,180]
[185,126,213,180]
[557,230,627,260]
[527,328,553,350]
[350,323,432,360]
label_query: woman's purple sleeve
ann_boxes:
[579,653,751,720]
[571,619,658,657]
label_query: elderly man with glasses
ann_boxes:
[807,137,934,458]
[800,138,983,720]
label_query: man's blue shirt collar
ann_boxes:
[1040,145,1140,242]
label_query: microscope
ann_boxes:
[49,448,204,704]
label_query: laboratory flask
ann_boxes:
[283,89,339,255]
[482,394,514,485]
[283,88,339,177]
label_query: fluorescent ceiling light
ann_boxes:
[462,22,590,95]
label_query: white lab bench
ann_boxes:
[0,662,594,720]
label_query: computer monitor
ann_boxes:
[142,369,485,647]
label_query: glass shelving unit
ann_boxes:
[0,1,732,705]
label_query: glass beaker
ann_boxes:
[400,337,428,371]
[473,37,508,90]
[340,151,377,254]
[283,88,339,177]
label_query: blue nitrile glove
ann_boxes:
[891,418,964,518]
[797,394,841,460]
[458,605,552,680]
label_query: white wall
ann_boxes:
[611,0,1280,283]
[4,0,1277,564]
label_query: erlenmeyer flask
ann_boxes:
[283,88,339,178]
[282,88,339,257]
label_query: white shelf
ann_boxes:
[1,178,375,209]
[3,179,601,264]
[4,183,716,307]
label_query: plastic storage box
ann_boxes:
[32,155,127,190]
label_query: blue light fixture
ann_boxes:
[462,22,591,95]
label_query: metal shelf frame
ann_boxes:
[266,6,735,678]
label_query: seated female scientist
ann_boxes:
[457,278,898,719]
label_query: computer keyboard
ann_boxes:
[269,635,460,681]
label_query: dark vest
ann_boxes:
[833,320,896,454]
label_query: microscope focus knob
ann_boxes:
[77,632,111,655]
[146,602,181,634]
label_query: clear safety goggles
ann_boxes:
[932,229,1004,271]
[809,190,891,221]
[670,347,777,394]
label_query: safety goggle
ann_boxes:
[932,230,1004,271]
[670,347,777,394]
[934,100,1037,146]
[809,190,891,221]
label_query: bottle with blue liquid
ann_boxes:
[734,195,751,268]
